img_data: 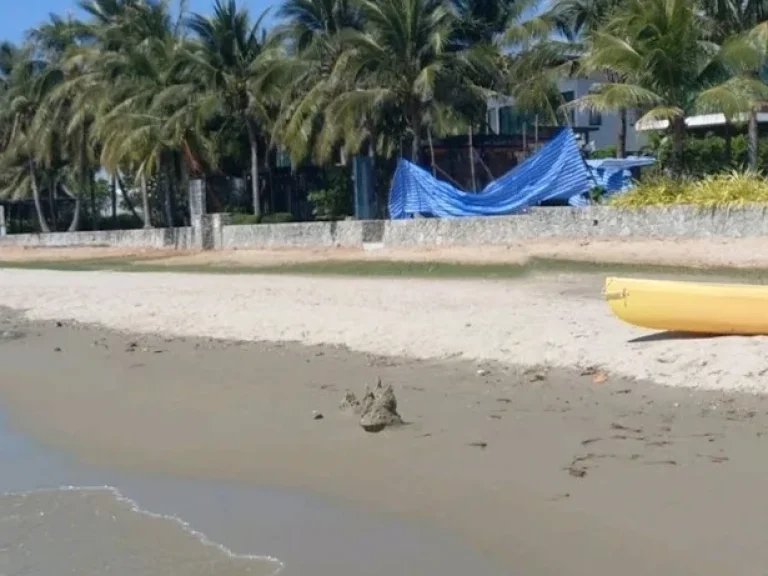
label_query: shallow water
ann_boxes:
[0,407,507,576]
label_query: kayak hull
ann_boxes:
[604,276,768,335]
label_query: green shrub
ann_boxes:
[230,213,262,225]
[649,132,768,176]
[230,212,293,225]
[261,212,293,224]
[610,171,768,206]
[589,146,617,159]
[308,166,352,220]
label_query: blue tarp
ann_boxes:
[586,156,656,195]
[389,127,593,219]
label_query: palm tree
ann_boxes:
[89,0,213,227]
[0,48,59,232]
[545,0,631,156]
[325,0,496,164]
[569,0,730,175]
[696,23,768,171]
[271,0,363,165]
[185,0,276,217]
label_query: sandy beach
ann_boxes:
[6,235,768,268]
[1,264,768,574]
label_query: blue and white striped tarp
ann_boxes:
[389,127,592,219]
[585,156,656,195]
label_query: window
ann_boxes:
[589,109,602,126]
[276,149,291,168]
[499,106,528,135]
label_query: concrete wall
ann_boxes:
[3,206,768,250]
[0,227,193,249]
[221,220,365,249]
[382,206,768,246]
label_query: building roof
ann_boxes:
[636,112,768,132]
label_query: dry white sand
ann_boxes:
[0,268,764,392]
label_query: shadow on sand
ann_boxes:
[630,331,726,343]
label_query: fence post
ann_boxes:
[0,206,6,237]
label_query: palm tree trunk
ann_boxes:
[670,116,686,177]
[427,129,436,177]
[410,106,423,164]
[59,184,81,232]
[247,121,261,218]
[28,160,50,233]
[140,174,152,229]
[111,173,118,225]
[68,197,81,232]
[157,152,173,227]
[116,173,142,222]
[617,108,627,159]
[179,153,190,225]
[469,124,477,191]
[48,177,57,231]
[90,183,97,225]
[748,107,759,172]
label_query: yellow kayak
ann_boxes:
[604,276,768,334]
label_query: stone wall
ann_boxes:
[221,220,365,248]
[3,205,768,250]
[381,206,768,246]
[0,227,193,249]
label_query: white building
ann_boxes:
[486,74,648,153]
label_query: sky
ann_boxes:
[0,0,277,44]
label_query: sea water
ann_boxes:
[0,407,507,576]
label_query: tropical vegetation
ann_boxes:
[610,171,768,206]
[1,0,768,232]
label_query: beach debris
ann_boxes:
[468,441,488,449]
[581,365,608,384]
[476,369,490,377]
[610,422,643,434]
[565,466,587,478]
[339,391,362,414]
[359,379,403,433]
[312,411,324,420]
[54,347,62,352]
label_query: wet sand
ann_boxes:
[2,309,768,574]
[0,488,279,576]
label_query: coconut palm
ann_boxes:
[696,23,768,170]
[569,0,731,175]
[270,0,363,166]
[323,0,496,164]
[90,0,213,226]
[0,48,62,232]
[185,0,277,216]
[547,0,632,156]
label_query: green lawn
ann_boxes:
[3,255,768,283]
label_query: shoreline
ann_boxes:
[3,307,768,574]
